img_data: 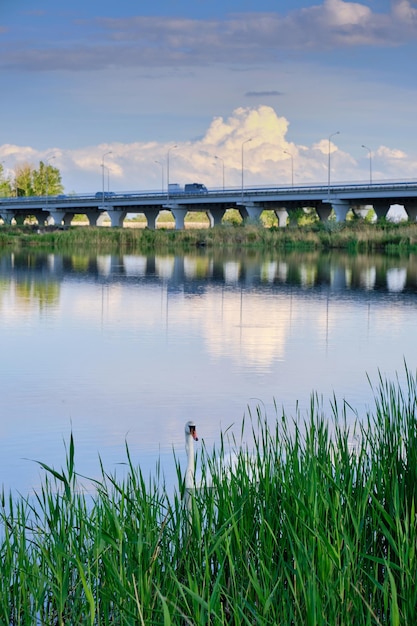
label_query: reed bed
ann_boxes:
[3,221,417,254]
[2,369,417,624]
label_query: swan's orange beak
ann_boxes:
[190,425,199,441]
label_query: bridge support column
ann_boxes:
[107,210,127,227]
[84,210,102,226]
[238,202,263,223]
[47,211,64,227]
[372,201,391,221]
[206,208,226,227]
[0,211,15,225]
[170,208,187,229]
[14,214,26,225]
[404,202,417,221]
[315,202,332,222]
[62,213,74,227]
[330,199,350,222]
[144,208,160,230]
[274,208,289,227]
[31,212,46,226]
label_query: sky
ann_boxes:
[0,0,417,194]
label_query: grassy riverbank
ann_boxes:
[2,370,417,624]
[2,220,417,254]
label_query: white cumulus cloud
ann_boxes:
[1,105,415,191]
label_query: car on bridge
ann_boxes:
[95,191,116,200]
[184,183,208,194]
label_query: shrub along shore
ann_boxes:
[2,220,417,254]
[1,369,417,624]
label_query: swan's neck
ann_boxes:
[185,436,195,489]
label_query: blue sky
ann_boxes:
[1,0,416,193]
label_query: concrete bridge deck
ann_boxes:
[1,181,417,228]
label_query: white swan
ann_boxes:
[184,420,257,489]
[183,420,199,518]
[184,420,199,490]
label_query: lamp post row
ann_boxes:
[94,137,372,198]
[2,138,374,201]
[158,136,371,194]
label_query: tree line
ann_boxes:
[0,161,64,197]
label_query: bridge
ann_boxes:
[1,181,417,229]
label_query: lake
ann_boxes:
[1,248,417,495]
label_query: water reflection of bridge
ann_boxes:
[1,252,417,298]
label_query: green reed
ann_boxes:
[3,221,417,254]
[1,369,417,624]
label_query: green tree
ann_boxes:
[33,160,63,196]
[0,163,13,197]
[14,163,34,196]
[14,161,64,197]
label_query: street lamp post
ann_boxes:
[241,138,252,200]
[167,145,178,199]
[45,154,56,208]
[103,165,110,192]
[361,144,373,185]
[215,155,225,190]
[328,131,340,191]
[283,150,294,186]
[101,151,112,204]
[155,160,164,193]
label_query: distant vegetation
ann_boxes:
[1,368,417,624]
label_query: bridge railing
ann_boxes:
[1,179,417,205]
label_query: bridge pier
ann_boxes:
[314,202,332,222]
[0,211,15,225]
[274,208,289,227]
[329,199,350,222]
[238,202,263,223]
[82,210,104,226]
[206,208,226,227]
[47,210,64,227]
[47,210,82,227]
[144,208,160,229]
[372,201,391,221]
[14,214,26,226]
[106,209,127,227]
[170,207,187,229]
[31,212,47,226]
[47,209,100,227]
[62,213,74,227]
[404,202,417,222]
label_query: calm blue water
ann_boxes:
[1,249,417,495]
